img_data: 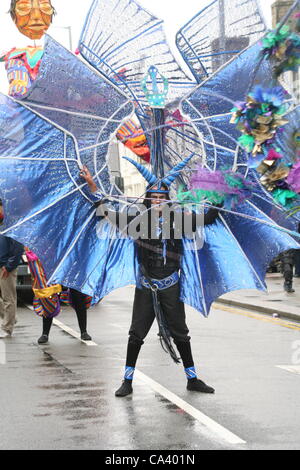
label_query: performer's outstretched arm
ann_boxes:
[79,166,137,229]
[183,206,220,234]
[79,166,104,202]
[203,207,220,226]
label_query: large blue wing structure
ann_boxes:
[181,41,271,174]
[77,0,299,315]
[176,0,266,83]
[181,204,298,316]
[0,2,298,316]
[79,0,196,111]
[164,0,267,188]
[178,40,299,314]
[181,39,300,226]
[0,36,136,302]
[19,35,134,195]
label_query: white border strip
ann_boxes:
[276,365,300,375]
[25,303,97,346]
[53,319,98,346]
[135,370,246,446]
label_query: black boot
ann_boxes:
[81,332,92,341]
[187,378,215,394]
[284,281,295,293]
[38,334,49,345]
[115,342,141,397]
[115,380,133,397]
[38,317,53,344]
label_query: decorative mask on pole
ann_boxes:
[9,0,55,40]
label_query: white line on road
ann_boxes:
[53,319,98,346]
[24,303,246,446]
[24,304,97,346]
[134,370,246,446]
[276,365,300,375]
[0,342,6,365]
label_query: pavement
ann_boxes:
[216,274,300,322]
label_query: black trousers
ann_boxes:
[126,283,194,370]
[281,250,295,283]
[42,288,87,336]
[129,283,190,346]
[295,250,300,276]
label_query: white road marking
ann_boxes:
[0,342,6,365]
[24,303,246,445]
[53,319,98,346]
[276,365,300,375]
[107,323,124,330]
[135,370,246,446]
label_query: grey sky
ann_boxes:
[0,0,274,92]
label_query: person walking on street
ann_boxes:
[37,288,92,344]
[295,252,300,278]
[281,249,296,293]
[0,201,24,338]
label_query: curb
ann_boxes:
[215,298,300,323]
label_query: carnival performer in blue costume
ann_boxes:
[0,0,299,398]
[81,154,221,396]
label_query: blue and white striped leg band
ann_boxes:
[185,367,197,380]
[124,366,135,381]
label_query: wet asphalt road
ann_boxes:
[0,286,300,450]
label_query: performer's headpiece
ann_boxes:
[123,154,195,194]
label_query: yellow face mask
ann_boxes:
[13,0,54,40]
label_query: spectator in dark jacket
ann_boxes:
[0,201,23,338]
